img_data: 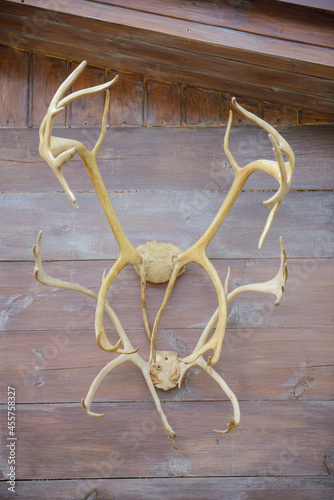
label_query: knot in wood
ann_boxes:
[150,351,180,391]
[136,240,185,284]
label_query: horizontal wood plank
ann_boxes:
[0,401,332,479]
[1,327,332,404]
[3,0,334,71]
[5,477,334,500]
[1,127,333,193]
[87,0,334,50]
[0,191,332,260]
[0,259,332,332]
[1,1,334,113]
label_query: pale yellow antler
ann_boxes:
[191,236,288,358]
[38,61,145,351]
[33,231,139,354]
[82,352,177,448]
[150,100,294,367]
[36,69,295,448]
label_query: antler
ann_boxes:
[36,67,295,447]
[39,60,118,209]
[150,100,295,366]
[33,231,139,354]
[38,61,146,351]
[33,229,178,446]
[192,236,288,359]
[82,352,177,448]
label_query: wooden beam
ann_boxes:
[0,0,333,113]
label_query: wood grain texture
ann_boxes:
[263,101,298,126]
[1,1,334,113]
[0,259,332,332]
[109,71,143,127]
[145,79,181,126]
[300,108,334,125]
[6,477,334,500]
[0,46,28,127]
[1,45,333,132]
[31,53,67,127]
[1,127,333,193]
[86,0,334,50]
[0,401,332,479]
[1,327,332,403]
[3,0,334,69]
[0,191,332,260]
[183,86,221,126]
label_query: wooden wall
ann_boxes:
[1,46,334,130]
[1,0,334,114]
[0,46,333,499]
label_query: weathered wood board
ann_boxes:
[1,327,333,404]
[5,477,334,500]
[0,191,332,260]
[1,127,333,192]
[0,259,332,332]
[0,401,333,479]
[1,0,334,113]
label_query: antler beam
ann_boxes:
[150,99,294,367]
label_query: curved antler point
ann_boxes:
[81,398,105,418]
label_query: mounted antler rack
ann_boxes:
[34,61,294,448]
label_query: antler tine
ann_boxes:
[138,265,151,341]
[38,61,87,144]
[179,255,228,366]
[195,236,288,346]
[232,98,295,249]
[82,352,177,448]
[138,360,177,448]
[33,230,138,354]
[177,356,240,434]
[149,264,180,363]
[265,134,287,209]
[227,236,288,305]
[196,357,240,434]
[224,110,240,173]
[231,97,295,168]
[82,354,130,417]
[39,61,118,208]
